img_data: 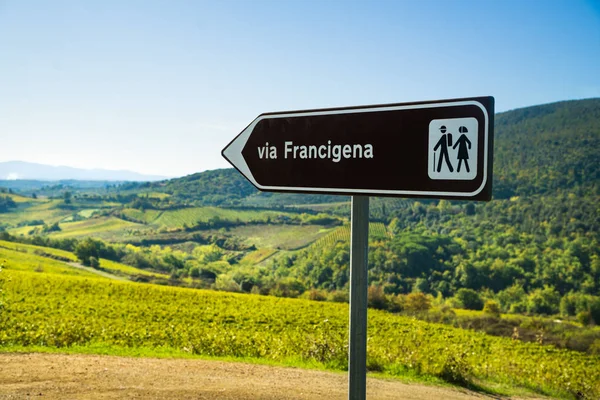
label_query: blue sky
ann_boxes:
[0,0,598,177]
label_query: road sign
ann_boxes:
[222,96,494,201]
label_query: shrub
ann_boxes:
[577,311,592,326]
[328,290,348,303]
[589,298,600,325]
[88,256,100,269]
[367,285,388,310]
[404,292,432,312]
[483,300,501,317]
[305,289,327,302]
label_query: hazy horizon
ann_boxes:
[1,0,598,177]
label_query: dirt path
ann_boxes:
[66,262,127,281]
[0,353,529,400]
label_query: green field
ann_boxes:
[152,207,299,229]
[119,208,163,224]
[1,269,598,399]
[0,240,167,281]
[0,244,99,278]
[49,216,150,240]
[2,193,41,203]
[0,240,77,261]
[311,222,388,249]
[224,224,337,250]
[2,200,72,227]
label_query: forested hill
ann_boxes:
[493,98,599,198]
[147,98,599,205]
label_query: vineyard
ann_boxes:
[0,240,168,280]
[0,244,97,278]
[1,269,598,399]
[4,200,70,227]
[311,222,388,249]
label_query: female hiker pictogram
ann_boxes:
[453,126,472,173]
[433,125,454,172]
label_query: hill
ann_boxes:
[0,98,598,335]
[129,98,599,206]
[493,98,599,198]
[0,161,169,182]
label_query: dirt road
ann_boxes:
[0,353,520,399]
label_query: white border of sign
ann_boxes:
[222,100,489,197]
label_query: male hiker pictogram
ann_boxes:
[453,126,472,173]
[433,125,454,172]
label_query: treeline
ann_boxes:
[0,196,17,213]
[266,194,599,322]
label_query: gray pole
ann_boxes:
[348,195,369,400]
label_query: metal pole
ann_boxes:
[348,195,369,400]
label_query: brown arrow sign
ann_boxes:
[222,96,494,200]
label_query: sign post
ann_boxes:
[222,96,494,399]
[348,196,369,400]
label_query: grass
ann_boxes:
[152,207,298,229]
[99,258,169,279]
[6,226,38,236]
[0,246,99,278]
[1,193,41,203]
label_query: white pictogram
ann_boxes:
[428,117,478,180]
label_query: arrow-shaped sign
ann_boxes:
[222,96,494,200]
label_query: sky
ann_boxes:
[0,0,599,178]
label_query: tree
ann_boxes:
[75,238,101,266]
[63,191,72,204]
[89,256,100,269]
[526,286,560,315]
[0,196,16,213]
[455,288,484,310]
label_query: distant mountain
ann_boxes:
[0,161,169,182]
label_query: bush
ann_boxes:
[455,288,484,310]
[189,267,200,278]
[305,289,327,302]
[577,311,592,326]
[88,256,100,269]
[404,292,432,312]
[590,298,600,325]
[328,290,348,303]
[483,300,501,317]
[367,286,388,310]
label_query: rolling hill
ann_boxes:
[136,98,600,206]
